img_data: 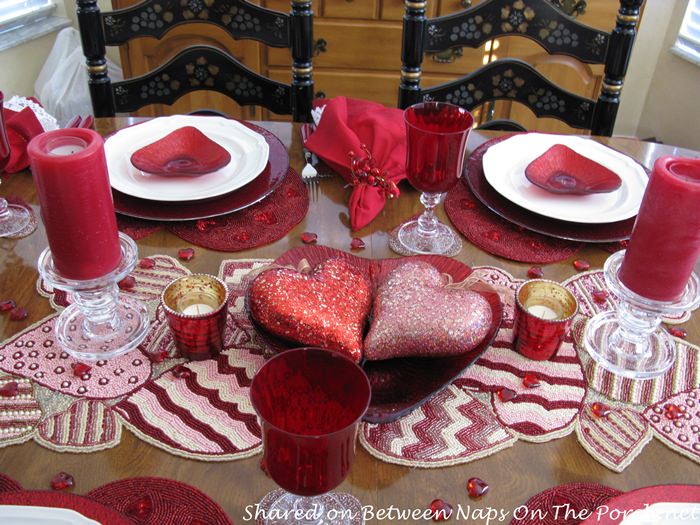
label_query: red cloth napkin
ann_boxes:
[2,106,45,173]
[304,97,407,231]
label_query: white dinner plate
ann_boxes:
[105,115,269,202]
[481,133,648,224]
[0,505,101,524]
[620,503,700,524]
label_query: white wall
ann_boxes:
[617,0,700,150]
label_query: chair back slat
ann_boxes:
[421,58,595,129]
[426,0,609,64]
[102,0,291,48]
[112,46,292,115]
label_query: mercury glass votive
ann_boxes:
[513,279,578,361]
[161,274,230,360]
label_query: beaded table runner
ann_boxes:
[0,256,697,471]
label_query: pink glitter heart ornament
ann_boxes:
[364,262,492,360]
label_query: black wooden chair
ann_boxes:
[76,0,314,122]
[399,0,645,135]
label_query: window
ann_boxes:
[673,0,700,66]
[0,0,55,35]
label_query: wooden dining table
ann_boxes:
[0,118,698,523]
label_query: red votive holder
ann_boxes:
[27,128,121,280]
[513,279,578,360]
[161,275,229,360]
[619,156,700,302]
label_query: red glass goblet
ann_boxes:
[0,91,32,237]
[394,101,473,255]
[251,347,371,525]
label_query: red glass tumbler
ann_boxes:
[513,279,578,360]
[395,101,473,255]
[161,274,229,360]
[251,347,371,525]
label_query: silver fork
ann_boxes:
[301,148,320,201]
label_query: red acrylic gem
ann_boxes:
[522,373,540,388]
[301,232,318,244]
[664,403,682,420]
[118,276,136,290]
[126,495,153,519]
[138,258,156,270]
[50,472,75,491]
[497,388,517,402]
[527,266,544,279]
[130,126,231,176]
[350,238,365,250]
[592,290,609,304]
[0,299,16,312]
[525,144,622,195]
[668,326,688,339]
[484,230,501,242]
[147,350,170,363]
[429,499,453,521]
[172,364,192,379]
[178,247,195,261]
[71,363,92,377]
[9,307,28,321]
[0,382,19,398]
[573,259,590,271]
[591,402,611,418]
[467,477,489,498]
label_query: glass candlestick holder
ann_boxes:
[583,250,700,380]
[37,232,150,361]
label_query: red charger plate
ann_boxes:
[246,245,503,424]
[466,136,640,243]
[112,121,289,221]
[0,491,132,524]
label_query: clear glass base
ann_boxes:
[583,250,700,380]
[584,310,676,379]
[394,219,462,256]
[38,232,150,360]
[257,490,363,525]
[0,204,31,237]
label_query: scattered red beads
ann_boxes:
[497,388,517,402]
[50,472,75,491]
[0,299,16,312]
[0,381,19,398]
[301,232,318,244]
[591,402,611,418]
[527,266,544,279]
[429,499,453,521]
[118,276,136,290]
[522,373,541,388]
[9,307,28,321]
[467,477,489,498]
[178,247,195,261]
[126,495,153,519]
[172,364,192,379]
[138,258,156,270]
[591,290,609,304]
[667,326,688,339]
[573,259,590,271]
[350,237,365,250]
[71,363,92,377]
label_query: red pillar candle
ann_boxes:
[28,128,121,280]
[619,157,700,301]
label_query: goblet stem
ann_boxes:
[417,192,442,238]
[0,197,9,219]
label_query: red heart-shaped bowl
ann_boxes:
[246,245,503,423]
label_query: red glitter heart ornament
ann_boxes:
[248,259,372,362]
[364,262,492,360]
